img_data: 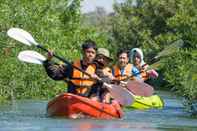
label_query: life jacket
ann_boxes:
[129,48,149,81]
[69,60,96,95]
[132,65,149,81]
[113,64,133,81]
[136,68,149,81]
[141,70,149,81]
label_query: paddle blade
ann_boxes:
[18,50,46,64]
[148,61,162,70]
[104,83,134,106]
[126,80,154,97]
[7,28,38,46]
[154,39,184,60]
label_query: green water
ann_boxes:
[0,91,197,131]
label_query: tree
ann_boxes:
[111,0,197,103]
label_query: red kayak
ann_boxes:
[47,93,123,119]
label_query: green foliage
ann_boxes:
[0,0,109,102]
[112,0,182,54]
[81,7,115,56]
[163,50,197,100]
[1,0,197,106]
[111,0,197,102]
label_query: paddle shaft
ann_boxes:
[37,45,134,105]
[29,42,133,105]
[36,45,93,78]
[122,39,184,81]
[7,28,134,105]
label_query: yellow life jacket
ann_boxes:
[70,60,96,95]
[113,64,133,81]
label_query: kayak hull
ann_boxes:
[126,95,164,109]
[47,93,123,119]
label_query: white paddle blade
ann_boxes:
[7,28,38,46]
[18,50,46,64]
[104,83,134,106]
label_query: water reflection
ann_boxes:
[69,120,161,131]
[72,121,104,131]
[0,91,197,131]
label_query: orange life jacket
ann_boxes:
[113,64,133,81]
[70,60,96,95]
[136,64,149,81]
[140,70,149,81]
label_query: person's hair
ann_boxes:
[117,49,129,57]
[82,39,97,51]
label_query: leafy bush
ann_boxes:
[0,0,109,102]
[111,0,197,102]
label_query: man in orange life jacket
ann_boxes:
[112,49,133,81]
[43,40,98,97]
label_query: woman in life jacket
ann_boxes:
[129,48,159,81]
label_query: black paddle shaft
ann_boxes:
[36,45,93,78]
[35,45,131,105]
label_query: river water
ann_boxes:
[0,91,197,131]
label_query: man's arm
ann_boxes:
[43,60,72,80]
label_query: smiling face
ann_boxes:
[118,52,129,68]
[96,54,109,67]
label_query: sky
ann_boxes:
[81,0,125,13]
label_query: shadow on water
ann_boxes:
[0,91,197,131]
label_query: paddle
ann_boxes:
[153,39,184,61]
[7,28,90,77]
[7,28,154,99]
[128,39,184,77]
[123,39,184,96]
[18,50,164,109]
[17,50,134,106]
[8,28,136,105]
[18,50,46,64]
